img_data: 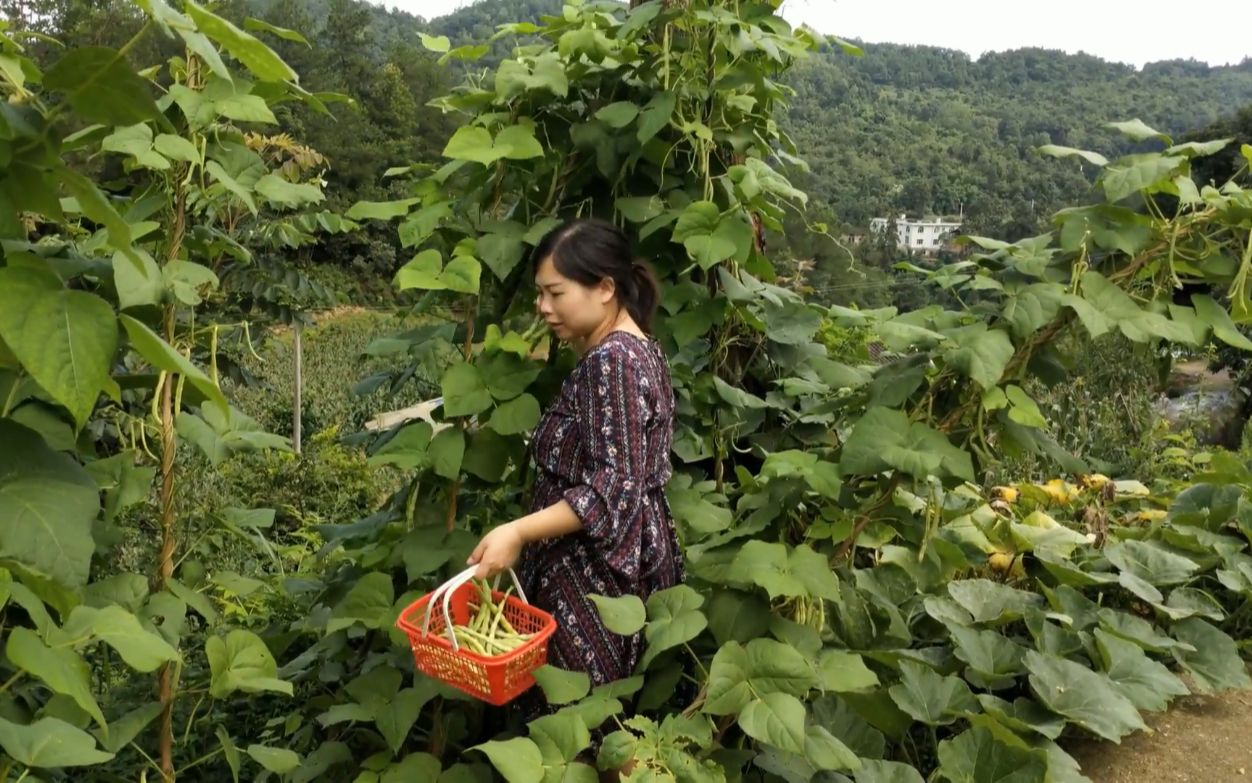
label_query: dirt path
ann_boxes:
[1068,688,1252,782]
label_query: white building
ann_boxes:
[869,214,962,252]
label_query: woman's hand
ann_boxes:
[467,522,525,580]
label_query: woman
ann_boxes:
[466,218,685,737]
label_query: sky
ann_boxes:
[372,0,1251,69]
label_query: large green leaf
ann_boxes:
[489,394,540,435]
[533,666,591,705]
[947,624,1027,689]
[112,249,163,310]
[206,629,293,697]
[805,725,861,772]
[254,173,322,208]
[1104,539,1199,586]
[704,638,814,715]
[935,727,1047,783]
[379,753,443,783]
[328,572,395,633]
[0,267,118,428]
[395,249,481,294]
[947,579,1043,625]
[205,160,258,213]
[369,422,432,471]
[588,593,647,635]
[728,540,840,601]
[1100,153,1184,202]
[247,744,301,774]
[0,420,100,588]
[185,1,297,82]
[478,232,526,281]
[840,407,974,481]
[373,687,428,754]
[854,759,925,783]
[817,650,880,693]
[1024,651,1147,741]
[44,47,159,124]
[641,584,707,668]
[1171,617,1252,693]
[462,427,511,482]
[441,362,494,418]
[0,716,113,767]
[974,695,1065,740]
[942,324,1014,389]
[1193,294,1252,350]
[739,692,806,753]
[92,703,162,753]
[887,660,978,726]
[666,484,733,535]
[472,737,544,783]
[57,605,176,672]
[443,125,544,165]
[1107,119,1169,142]
[528,714,593,776]
[7,628,106,727]
[428,427,465,480]
[1093,629,1188,712]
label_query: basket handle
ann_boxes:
[421,566,529,651]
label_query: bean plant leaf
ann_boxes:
[0,420,100,588]
[739,692,806,753]
[185,0,298,82]
[441,362,494,417]
[0,267,118,428]
[247,745,301,774]
[705,639,814,715]
[7,628,106,727]
[840,407,974,480]
[472,737,544,783]
[61,605,179,672]
[0,716,114,767]
[588,593,647,635]
[206,629,293,698]
[641,584,707,668]
[44,47,160,124]
[942,324,1014,389]
[855,759,926,783]
[533,666,591,705]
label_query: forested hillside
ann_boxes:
[423,0,1252,235]
[10,0,1249,251]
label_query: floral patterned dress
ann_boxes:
[517,330,685,716]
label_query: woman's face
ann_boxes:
[534,255,615,344]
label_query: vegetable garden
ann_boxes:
[4,1,1252,781]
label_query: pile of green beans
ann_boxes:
[450,581,534,656]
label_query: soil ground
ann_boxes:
[1069,687,1252,782]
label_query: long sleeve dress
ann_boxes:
[517,330,685,714]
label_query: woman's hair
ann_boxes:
[529,218,661,333]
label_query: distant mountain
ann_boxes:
[243,0,1252,240]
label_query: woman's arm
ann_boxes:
[466,501,581,579]
[512,499,582,543]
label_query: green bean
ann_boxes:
[488,587,514,639]
[448,579,535,657]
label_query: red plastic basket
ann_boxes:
[396,566,557,705]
